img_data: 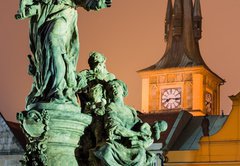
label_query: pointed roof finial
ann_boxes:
[165,0,173,41]
[190,0,194,11]
[193,0,202,17]
[166,0,173,22]
[173,0,183,36]
[173,0,183,15]
[193,0,202,40]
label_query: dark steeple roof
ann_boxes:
[193,0,202,18]
[164,0,173,41]
[139,0,210,72]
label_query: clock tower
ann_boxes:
[138,0,224,116]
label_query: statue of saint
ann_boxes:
[77,52,115,164]
[77,52,115,110]
[15,0,112,107]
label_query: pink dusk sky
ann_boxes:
[0,0,240,121]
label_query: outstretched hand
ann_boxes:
[105,0,112,7]
[140,123,152,138]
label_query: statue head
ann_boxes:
[158,120,168,132]
[88,52,106,71]
[107,79,128,99]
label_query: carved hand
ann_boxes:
[105,0,112,7]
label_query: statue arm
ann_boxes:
[76,70,88,91]
[114,125,140,138]
[105,111,140,140]
[76,0,112,11]
[108,118,153,148]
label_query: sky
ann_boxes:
[1,0,240,122]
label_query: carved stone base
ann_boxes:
[17,103,92,166]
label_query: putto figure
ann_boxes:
[15,0,112,108]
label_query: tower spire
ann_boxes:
[138,0,225,115]
[193,0,202,17]
[172,0,183,37]
[164,0,173,41]
[193,0,202,40]
[139,0,207,71]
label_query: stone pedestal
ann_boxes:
[17,103,92,166]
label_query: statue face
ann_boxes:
[89,52,106,71]
[111,83,124,98]
[93,62,106,74]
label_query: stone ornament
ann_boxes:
[17,110,49,165]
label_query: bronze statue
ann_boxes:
[95,79,167,166]
[15,0,112,108]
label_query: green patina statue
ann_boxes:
[93,79,167,166]
[15,0,112,108]
[77,52,115,164]
[15,1,113,165]
[76,54,167,166]
[77,52,115,110]
[15,0,168,164]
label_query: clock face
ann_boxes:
[161,88,181,109]
[205,92,212,113]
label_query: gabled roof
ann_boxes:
[139,110,228,151]
[139,110,187,144]
[0,112,25,155]
[6,121,26,148]
[170,115,228,150]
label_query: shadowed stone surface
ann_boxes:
[0,113,24,166]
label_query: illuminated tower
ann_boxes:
[138,0,224,116]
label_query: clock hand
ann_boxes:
[166,97,180,102]
[166,98,170,102]
[174,98,180,100]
